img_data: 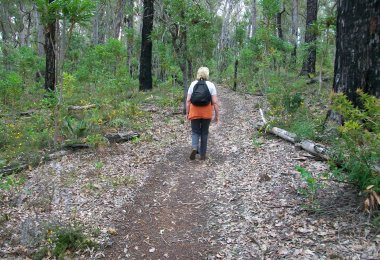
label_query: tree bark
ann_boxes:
[218,0,233,72]
[92,3,100,45]
[34,5,45,57]
[276,8,285,40]
[300,0,318,76]
[251,0,257,37]
[0,3,11,70]
[233,59,238,91]
[139,0,154,91]
[45,0,57,91]
[127,0,134,76]
[114,0,127,39]
[333,0,380,105]
[291,0,299,62]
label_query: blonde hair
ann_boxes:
[196,67,209,80]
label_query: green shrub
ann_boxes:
[330,90,380,192]
[38,225,97,259]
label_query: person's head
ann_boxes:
[196,67,209,81]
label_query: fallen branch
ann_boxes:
[306,76,331,85]
[105,132,140,143]
[67,104,96,111]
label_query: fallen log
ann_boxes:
[256,113,330,160]
[62,143,92,150]
[0,163,28,176]
[67,104,96,111]
[256,110,380,174]
[105,132,140,143]
[297,140,330,160]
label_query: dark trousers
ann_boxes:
[191,119,211,156]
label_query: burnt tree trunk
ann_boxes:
[300,0,318,76]
[233,59,238,91]
[333,0,380,105]
[139,0,154,91]
[276,8,285,40]
[45,0,56,91]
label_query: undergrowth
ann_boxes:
[0,40,183,168]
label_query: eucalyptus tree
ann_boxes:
[300,0,318,76]
[35,0,94,91]
[139,0,154,91]
[291,0,299,61]
[157,0,217,112]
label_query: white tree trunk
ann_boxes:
[34,5,45,56]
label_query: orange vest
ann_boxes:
[188,103,213,120]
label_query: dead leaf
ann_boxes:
[108,228,117,235]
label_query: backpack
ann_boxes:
[190,80,212,106]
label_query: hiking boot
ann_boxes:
[200,154,206,160]
[190,149,197,160]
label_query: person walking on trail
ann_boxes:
[186,67,220,160]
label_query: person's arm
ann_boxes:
[212,95,219,123]
[186,94,191,120]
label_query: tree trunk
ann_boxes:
[276,8,285,40]
[34,5,45,56]
[291,0,299,62]
[251,0,257,37]
[98,5,106,44]
[233,59,238,91]
[139,0,154,91]
[218,0,234,72]
[18,2,31,47]
[300,0,318,76]
[114,0,127,39]
[92,4,100,45]
[45,0,57,91]
[333,0,380,105]
[0,3,11,70]
[127,0,134,76]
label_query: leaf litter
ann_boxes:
[0,87,378,259]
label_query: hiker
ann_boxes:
[186,67,220,160]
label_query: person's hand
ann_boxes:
[214,115,219,124]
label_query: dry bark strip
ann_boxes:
[67,104,96,111]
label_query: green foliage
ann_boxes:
[260,0,280,19]
[63,116,91,140]
[35,0,95,26]
[296,166,323,211]
[0,174,26,191]
[330,90,380,192]
[0,71,23,107]
[36,225,97,259]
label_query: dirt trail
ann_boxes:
[105,88,237,259]
[105,87,379,259]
